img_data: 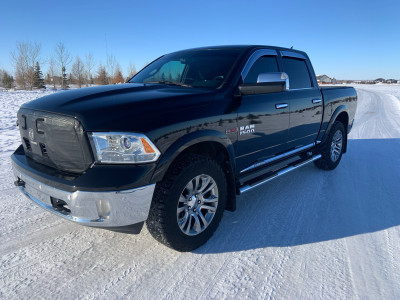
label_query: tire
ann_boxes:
[314,121,345,170]
[146,154,227,252]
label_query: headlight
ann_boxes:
[90,132,161,164]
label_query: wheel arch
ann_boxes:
[322,105,349,153]
[151,130,237,211]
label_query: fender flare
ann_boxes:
[151,129,236,183]
[322,105,349,142]
[320,105,349,152]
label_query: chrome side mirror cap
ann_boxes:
[257,72,289,90]
[239,72,289,96]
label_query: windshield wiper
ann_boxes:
[145,81,192,87]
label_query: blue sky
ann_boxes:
[1,0,399,80]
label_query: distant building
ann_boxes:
[386,79,398,84]
[316,75,332,84]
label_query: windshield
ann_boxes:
[129,49,242,89]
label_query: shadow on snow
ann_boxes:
[195,138,400,254]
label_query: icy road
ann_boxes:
[1,85,400,299]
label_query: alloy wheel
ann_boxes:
[177,174,219,236]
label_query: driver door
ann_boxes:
[235,51,290,172]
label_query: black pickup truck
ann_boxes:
[12,45,357,251]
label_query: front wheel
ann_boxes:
[146,154,227,251]
[314,121,346,170]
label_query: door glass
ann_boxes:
[243,56,279,83]
[282,58,312,89]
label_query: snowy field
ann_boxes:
[1,85,400,299]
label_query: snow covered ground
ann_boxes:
[1,85,400,299]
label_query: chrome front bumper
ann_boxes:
[12,163,155,228]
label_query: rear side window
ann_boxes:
[282,57,312,89]
[243,56,279,83]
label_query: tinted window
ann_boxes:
[243,56,279,83]
[282,57,312,89]
[144,60,185,83]
[130,49,241,89]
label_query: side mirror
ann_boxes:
[238,72,289,96]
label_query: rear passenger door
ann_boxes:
[280,51,323,149]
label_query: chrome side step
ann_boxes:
[240,142,320,174]
[238,154,321,194]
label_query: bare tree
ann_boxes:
[84,52,95,87]
[47,58,57,89]
[10,41,41,89]
[72,55,85,88]
[106,53,117,84]
[26,42,41,89]
[54,42,72,89]
[126,61,137,80]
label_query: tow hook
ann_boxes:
[14,178,25,188]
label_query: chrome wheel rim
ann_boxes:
[177,174,219,236]
[330,130,343,162]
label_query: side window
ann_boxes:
[281,57,312,89]
[243,56,279,84]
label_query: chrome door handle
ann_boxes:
[275,103,288,109]
[312,99,322,104]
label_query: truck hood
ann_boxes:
[21,83,217,132]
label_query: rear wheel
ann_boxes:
[314,121,345,170]
[146,154,227,251]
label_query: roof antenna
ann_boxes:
[290,46,293,49]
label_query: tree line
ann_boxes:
[0,41,137,90]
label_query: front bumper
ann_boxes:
[12,160,155,229]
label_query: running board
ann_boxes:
[238,154,321,194]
